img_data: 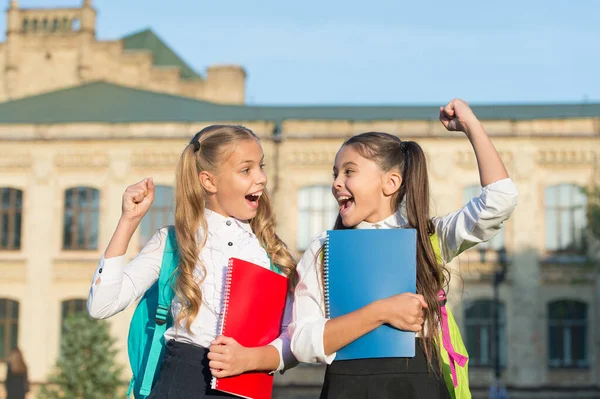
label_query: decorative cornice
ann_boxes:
[455,151,513,168]
[536,149,596,166]
[0,152,32,169]
[0,259,27,282]
[55,152,108,169]
[53,260,98,282]
[284,149,338,166]
[131,150,180,168]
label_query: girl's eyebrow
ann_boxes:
[237,155,265,166]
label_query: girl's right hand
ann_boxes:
[121,178,155,223]
[377,293,427,332]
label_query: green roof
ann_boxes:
[0,81,599,125]
[121,29,201,80]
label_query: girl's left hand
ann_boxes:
[208,336,254,378]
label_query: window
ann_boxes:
[1,188,23,250]
[61,299,87,331]
[60,299,87,347]
[464,300,506,368]
[548,300,588,368]
[464,185,504,251]
[140,186,174,246]
[545,184,587,253]
[61,299,87,321]
[63,187,99,250]
[0,299,19,360]
[297,186,338,251]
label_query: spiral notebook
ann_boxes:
[324,228,417,360]
[211,257,288,399]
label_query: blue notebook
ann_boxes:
[324,228,417,360]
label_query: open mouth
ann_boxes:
[245,191,262,209]
[337,195,354,215]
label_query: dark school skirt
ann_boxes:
[320,339,452,399]
[147,340,238,399]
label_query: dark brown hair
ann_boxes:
[325,132,450,367]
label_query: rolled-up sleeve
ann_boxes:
[87,228,166,319]
[289,234,337,365]
[433,178,518,262]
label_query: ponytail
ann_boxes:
[174,141,207,333]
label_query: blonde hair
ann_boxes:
[9,348,27,375]
[174,125,296,332]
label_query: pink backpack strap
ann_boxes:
[439,290,469,388]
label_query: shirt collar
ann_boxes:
[356,200,408,229]
[204,209,254,235]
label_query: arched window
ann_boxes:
[140,186,174,245]
[548,300,588,368]
[545,184,587,253]
[464,300,506,367]
[0,298,19,359]
[1,188,23,250]
[63,187,99,250]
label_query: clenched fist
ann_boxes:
[121,178,155,222]
[439,98,480,135]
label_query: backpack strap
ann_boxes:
[431,232,469,392]
[438,289,469,388]
[139,227,179,396]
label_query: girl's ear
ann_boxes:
[383,170,402,196]
[199,171,217,194]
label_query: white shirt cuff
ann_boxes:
[93,254,127,284]
[268,338,285,374]
[320,319,337,364]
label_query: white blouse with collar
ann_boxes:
[289,177,518,365]
[87,210,295,372]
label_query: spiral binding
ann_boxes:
[212,258,234,390]
[219,258,234,337]
[323,234,330,318]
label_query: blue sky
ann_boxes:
[2,0,599,105]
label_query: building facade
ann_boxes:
[0,1,599,398]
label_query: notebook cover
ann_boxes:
[324,228,417,360]
[212,258,288,399]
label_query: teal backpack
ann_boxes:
[126,227,179,398]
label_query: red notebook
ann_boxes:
[211,257,288,399]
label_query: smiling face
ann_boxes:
[203,138,267,221]
[332,144,401,227]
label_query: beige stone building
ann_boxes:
[0,1,598,398]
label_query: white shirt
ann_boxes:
[289,178,519,364]
[87,210,295,372]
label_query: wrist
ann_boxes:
[368,300,387,326]
[463,118,484,137]
[117,215,141,232]
[245,347,260,372]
